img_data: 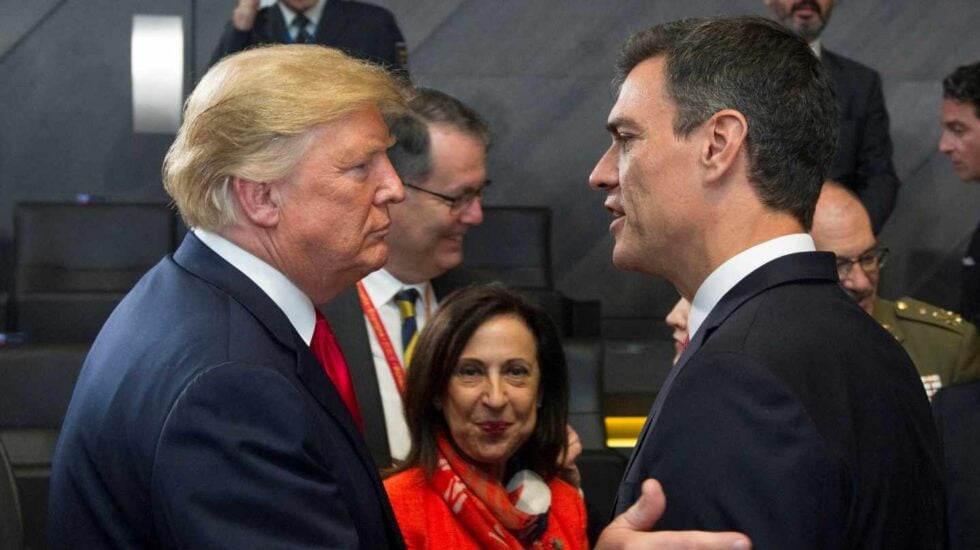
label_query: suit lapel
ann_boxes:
[319,286,392,468]
[316,0,350,46]
[172,234,379,477]
[619,252,838,492]
[262,5,291,43]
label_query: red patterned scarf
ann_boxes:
[431,433,550,548]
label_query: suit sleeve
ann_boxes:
[377,10,408,76]
[152,362,360,548]
[633,351,850,549]
[854,70,900,233]
[210,22,256,67]
[951,321,980,385]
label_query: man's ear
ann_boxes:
[701,109,749,183]
[231,176,281,228]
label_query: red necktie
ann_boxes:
[311,310,364,431]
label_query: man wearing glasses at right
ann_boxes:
[321,88,491,469]
[812,180,980,399]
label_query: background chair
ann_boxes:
[12,202,177,343]
[0,345,86,550]
[437,206,601,337]
[0,436,23,550]
[564,337,625,545]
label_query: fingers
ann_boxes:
[617,478,667,531]
[232,0,261,31]
[596,479,751,550]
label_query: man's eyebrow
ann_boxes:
[606,115,637,135]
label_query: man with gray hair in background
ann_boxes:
[322,88,491,469]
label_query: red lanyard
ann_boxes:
[356,281,433,397]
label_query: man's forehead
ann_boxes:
[608,57,668,129]
[942,98,980,121]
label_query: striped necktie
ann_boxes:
[291,13,313,44]
[394,288,421,366]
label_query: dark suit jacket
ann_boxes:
[210,0,406,73]
[320,286,391,469]
[823,49,900,234]
[933,380,980,550]
[320,279,452,469]
[962,222,980,326]
[48,234,405,549]
[614,252,944,549]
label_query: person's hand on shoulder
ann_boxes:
[232,0,261,31]
[596,479,751,550]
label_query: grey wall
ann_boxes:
[2,0,979,336]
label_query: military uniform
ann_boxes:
[872,297,980,399]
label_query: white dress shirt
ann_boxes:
[359,268,434,461]
[194,228,316,345]
[688,234,816,342]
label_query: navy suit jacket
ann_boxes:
[823,49,900,234]
[614,252,944,549]
[210,0,406,73]
[48,234,405,549]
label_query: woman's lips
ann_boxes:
[478,421,511,436]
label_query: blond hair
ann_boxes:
[163,45,405,230]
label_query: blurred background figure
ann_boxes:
[939,61,980,326]
[764,0,900,233]
[383,286,588,549]
[211,0,408,76]
[812,181,980,399]
[664,298,690,364]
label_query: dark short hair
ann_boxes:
[615,16,838,230]
[943,61,980,118]
[386,111,432,186]
[385,87,491,188]
[392,286,569,480]
[408,88,492,148]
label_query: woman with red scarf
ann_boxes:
[384,286,588,550]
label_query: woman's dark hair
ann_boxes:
[390,285,569,480]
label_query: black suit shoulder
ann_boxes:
[210,1,406,70]
[635,278,943,548]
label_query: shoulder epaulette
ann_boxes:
[893,297,971,334]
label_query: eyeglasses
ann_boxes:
[835,246,889,279]
[403,180,490,214]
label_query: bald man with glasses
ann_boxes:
[812,181,980,398]
[320,88,492,469]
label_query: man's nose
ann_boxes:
[589,145,619,191]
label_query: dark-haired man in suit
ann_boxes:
[765,0,900,233]
[590,16,943,548]
[940,61,980,326]
[211,0,408,74]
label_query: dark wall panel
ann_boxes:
[2,0,979,333]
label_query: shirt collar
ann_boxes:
[809,39,822,59]
[688,233,815,339]
[361,267,430,307]
[194,228,316,345]
[279,0,325,27]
